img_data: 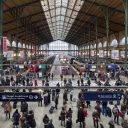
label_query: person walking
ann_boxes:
[12,109,21,128]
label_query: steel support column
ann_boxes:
[95,18,98,65]
[123,0,128,62]
[0,0,3,66]
[10,7,24,62]
[101,7,115,64]
[88,28,91,61]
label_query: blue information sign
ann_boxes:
[0,92,40,102]
[84,91,123,101]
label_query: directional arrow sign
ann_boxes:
[84,91,123,101]
[0,92,40,102]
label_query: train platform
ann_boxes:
[0,57,126,128]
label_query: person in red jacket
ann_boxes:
[34,79,38,87]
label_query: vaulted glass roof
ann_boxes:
[41,0,84,40]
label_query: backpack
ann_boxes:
[83,109,88,117]
[31,119,36,127]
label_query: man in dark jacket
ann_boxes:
[77,107,85,128]
[66,117,72,128]
[54,95,59,109]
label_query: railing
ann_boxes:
[0,86,127,90]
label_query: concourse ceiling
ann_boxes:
[3,0,125,46]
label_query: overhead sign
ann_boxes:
[39,65,47,69]
[0,92,40,102]
[3,37,7,53]
[84,91,123,101]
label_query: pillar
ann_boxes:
[123,0,128,61]
[95,18,98,65]
[0,0,3,66]
[101,7,115,64]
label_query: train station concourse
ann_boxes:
[0,0,128,128]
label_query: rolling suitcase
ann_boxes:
[49,106,54,113]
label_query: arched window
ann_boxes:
[90,44,93,49]
[18,42,22,48]
[29,45,31,49]
[23,44,25,48]
[98,42,102,48]
[103,41,107,47]
[94,44,96,48]
[12,41,16,47]
[120,37,128,45]
[111,39,118,47]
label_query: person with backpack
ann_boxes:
[66,117,72,128]
[43,114,49,128]
[112,104,119,125]
[60,107,66,127]
[12,109,21,128]
[47,119,54,128]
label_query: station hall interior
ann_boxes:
[0,0,128,128]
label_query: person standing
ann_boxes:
[87,79,91,86]
[92,109,99,128]
[66,117,72,128]
[4,102,12,120]
[47,119,54,128]
[77,107,85,128]
[60,107,66,127]
[77,80,80,86]
[43,114,49,128]
[54,95,59,109]
[51,73,54,80]
[112,104,119,125]
[72,73,74,80]
[108,119,115,128]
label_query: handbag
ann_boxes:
[76,119,79,123]
[59,116,61,120]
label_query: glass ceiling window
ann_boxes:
[41,0,84,40]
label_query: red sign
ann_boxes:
[3,37,7,53]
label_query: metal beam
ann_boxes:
[4,0,40,13]
[4,11,43,25]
